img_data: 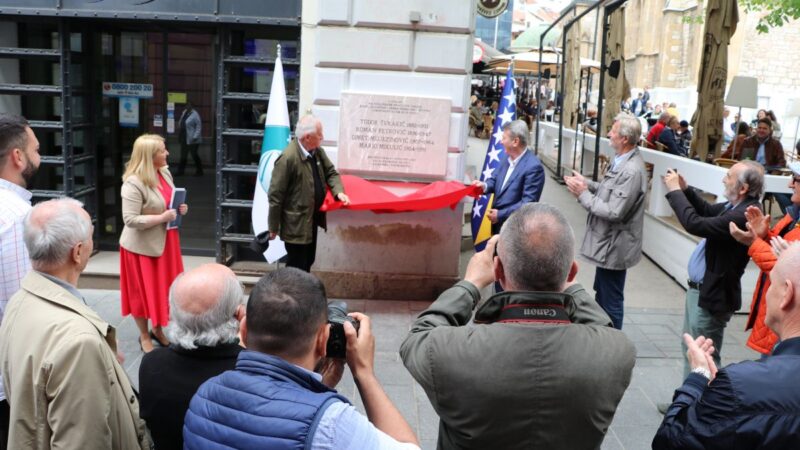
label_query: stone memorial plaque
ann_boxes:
[338,92,451,180]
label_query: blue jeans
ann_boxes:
[594,267,626,329]
[681,287,732,377]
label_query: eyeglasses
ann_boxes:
[792,176,800,185]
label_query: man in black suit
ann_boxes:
[662,161,764,376]
[139,263,245,449]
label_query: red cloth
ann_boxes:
[120,174,184,327]
[320,175,482,214]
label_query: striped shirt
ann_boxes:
[0,178,32,402]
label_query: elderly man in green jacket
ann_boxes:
[268,115,350,272]
[400,203,635,450]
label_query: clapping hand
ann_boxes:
[729,221,756,246]
[563,170,588,197]
[771,236,793,258]
[744,206,769,240]
[683,333,718,382]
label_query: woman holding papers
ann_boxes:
[119,134,188,353]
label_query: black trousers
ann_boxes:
[1,399,9,450]
[284,226,318,272]
[178,142,202,175]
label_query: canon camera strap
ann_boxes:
[496,303,570,325]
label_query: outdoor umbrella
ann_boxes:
[601,6,630,135]
[563,18,582,130]
[689,0,738,161]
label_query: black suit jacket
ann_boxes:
[139,343,242,449]
[657,128,685,157]
[666,188,760,315]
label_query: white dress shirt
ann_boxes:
[501,151,524,191]
[0,178,32,401]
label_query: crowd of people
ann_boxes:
[1,107,800,450]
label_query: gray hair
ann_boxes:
[24,198,91,270]
[737,160,765,200]
[295,115,321,140]
[659,112,671,123]
[498,203,575,292]
[502,119,529,148]
[166,272,245,350]
[615,112,642,146]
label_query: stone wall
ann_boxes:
[738,13,800,92]
[298,0,474,299]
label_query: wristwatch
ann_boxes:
[691,366,711,379]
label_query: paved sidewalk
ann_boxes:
[80,150,759,450]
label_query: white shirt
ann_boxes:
[294,364,420,450]
[0,178,32,401]
[501,151,525,191]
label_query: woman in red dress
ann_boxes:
[119,134,188,353]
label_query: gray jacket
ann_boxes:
[578,148,647,270]
[400,281,635,450]
[181,109,201,145]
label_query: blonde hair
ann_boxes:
[122,134,165,188]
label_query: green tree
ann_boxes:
[683,0,800,33]
[741,0,800,33]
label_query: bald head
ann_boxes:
[167,263,245,349]
[24,198,92,271]
[765,244,800,339]
[497,203,575,292]
[173,264,237,314]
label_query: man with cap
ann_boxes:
[677,120,693,155]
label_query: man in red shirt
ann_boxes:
[647,112,672,147]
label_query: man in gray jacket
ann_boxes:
[400,203,635,450]
[564,112,648,329]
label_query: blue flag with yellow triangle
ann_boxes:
[471,65,516,252]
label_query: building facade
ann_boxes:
[0,0,475,297]
[475,1,515,51]
[0,1,301,263]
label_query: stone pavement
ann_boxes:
[80,151,759,450]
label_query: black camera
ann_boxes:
[326,301,360,359]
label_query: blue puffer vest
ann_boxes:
[183,350,349,449]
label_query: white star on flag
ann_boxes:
[493,128,504,142]
[482,166,494,180]
[504,93,516,105]
[498,107,514,125]
[488,146,501,163]
[472,202,484,218]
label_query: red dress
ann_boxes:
[120,173,184,327]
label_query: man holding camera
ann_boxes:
[401,203,635,450]
[662,161,764,378]
[183,268,420,449]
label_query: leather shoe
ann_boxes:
[149,330,169,347]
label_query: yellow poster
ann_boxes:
[167,92,187,104]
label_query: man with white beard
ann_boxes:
[662,161,764,377]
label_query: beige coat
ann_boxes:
[119,167,174,257]
[0,272,149,449]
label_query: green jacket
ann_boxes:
[268,140,344,244]
[400,282,635,450]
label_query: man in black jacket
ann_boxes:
[658,116,685,157]
[139,263,245,449]
[662,161,764,377]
